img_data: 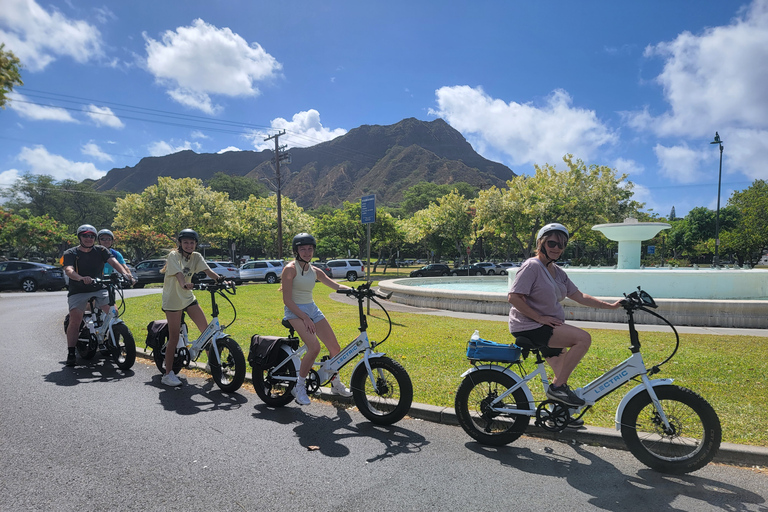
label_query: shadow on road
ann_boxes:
[465,440,765,509]
[44,356,135,386]
[150,375,249,415]
[252,402,429,462]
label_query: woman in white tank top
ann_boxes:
[281,233,353,405]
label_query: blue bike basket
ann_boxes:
[466,338,522,363]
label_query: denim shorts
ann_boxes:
[283,303,325,323]
[68,290,109,311]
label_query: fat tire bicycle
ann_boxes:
[150,281,246,393]
[63,274,136,370]
[454,288,722,475]
[250,282,413,425]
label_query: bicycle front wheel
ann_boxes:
[109,323,136,370]
[454,369,532,446]
[620,385,721,474]
[208,337,246,393]
[351,357,413,425]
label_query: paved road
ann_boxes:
[0,290,766,511]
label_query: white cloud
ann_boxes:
[144,19,282,113]
[429,86,617,167]
[613,158,645,177]
[245,110,347,150]
[191,131,210,139]
[0,169,21,189]
[8,93,77,122]
[86,105,124,128]
[217,146,241,154]
[147,140,201,157]
[654,143,710,184]
[16,146,106,181]
[0,0,104,71]
[81,142,113,162]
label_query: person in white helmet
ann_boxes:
[507,223,621,408]
[62,224,133,367]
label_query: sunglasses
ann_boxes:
[546,240,564,249]
[81,234,96,239]
[98,237,112,241]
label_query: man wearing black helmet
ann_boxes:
[282,233,353,405]
[159,229,223,387]
[62,224,134,367]
[508,223,621,409]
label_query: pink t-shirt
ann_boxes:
[508,257,579,333]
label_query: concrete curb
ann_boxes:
[137,348,768,469]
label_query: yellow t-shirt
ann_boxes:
[161,251,210,311]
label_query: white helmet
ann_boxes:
[77,224,97,237]
[537,223,569,242]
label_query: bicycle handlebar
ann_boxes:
[336,281,392,301]
[620,287,658,310]
[193,280,237,294]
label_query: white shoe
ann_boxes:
[161,371,182,387]
[291,383,311,405]
[330,376,353,397]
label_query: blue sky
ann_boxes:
[2,0,767,217]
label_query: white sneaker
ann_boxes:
[291,383,311,405]
[161,371,182,387]
[330,376,353,397]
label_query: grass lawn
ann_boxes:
[122,281,767,448]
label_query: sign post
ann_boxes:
[361,195,376,312]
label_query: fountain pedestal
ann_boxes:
[592,219,671,269]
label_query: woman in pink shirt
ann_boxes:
[508,223,621,407]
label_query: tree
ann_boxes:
[237,194,313,258]
[403,190,472,262]
[206,172,269,201]
[1,174,122,230]
[719,180,768,265]
[1,43,23,109]
[0,207,71,259]
[114,228,175,263]
[314,202,367,260]
[399,181,478,216]
[113,177,237,247]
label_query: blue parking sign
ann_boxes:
[361,195,376,224]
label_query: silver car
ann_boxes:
[239,260,283,284]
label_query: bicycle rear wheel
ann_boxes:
[350,357,413,425]
[454,369,532,446]
[253,346,297,407]
[620,385,721,474]
[109,323,136,370]
[208,337,246,393]
[153,334,185,375]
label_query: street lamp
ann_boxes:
[710,132,724,268]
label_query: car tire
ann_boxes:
[265,273,277,284]
[21,277,38,292]
[487,270,495,275]
[441,271,449,276]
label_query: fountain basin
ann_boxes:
[378,270,768,328]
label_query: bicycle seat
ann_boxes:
[281,318,293,330]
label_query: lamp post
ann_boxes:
[710,132,724,268]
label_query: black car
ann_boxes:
[132,259,166,288]
[311,261,332,278]
[0,260,67,292]
[409,263,450,277]
[450,264,487,276]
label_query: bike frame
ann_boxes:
[464,291,676,432]
[81,278,126,348]
[177,283,236,366]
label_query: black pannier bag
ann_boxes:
[145,320,169,350]
[248,335,298,369]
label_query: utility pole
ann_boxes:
[264,130,290,259]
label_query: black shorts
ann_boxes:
[512,325,563,358]
[162,299,198,313]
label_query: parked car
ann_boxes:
[450,264,487,276]
[475,262,506,275]
[195,261,241,284]
[326,259,366,281]
[132,259,166,288]
[409,263,451,277]
[239,260,283,284]
[0,260,67,292]
[311,261,332,278]
[499,262,519,269]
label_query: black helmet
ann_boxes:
[178,229,199,242]
[292,233,316,254]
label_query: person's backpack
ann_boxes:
[145,320,169,350]
[248,335,297,369]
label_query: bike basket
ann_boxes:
[248,335,297,369]
[466,338,522,363]
[145,320,169,350]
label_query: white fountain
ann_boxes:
[592,218,670,269]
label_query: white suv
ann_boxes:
[240,260,283,284]
[195,261,241,284]
[326,259,366,281]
